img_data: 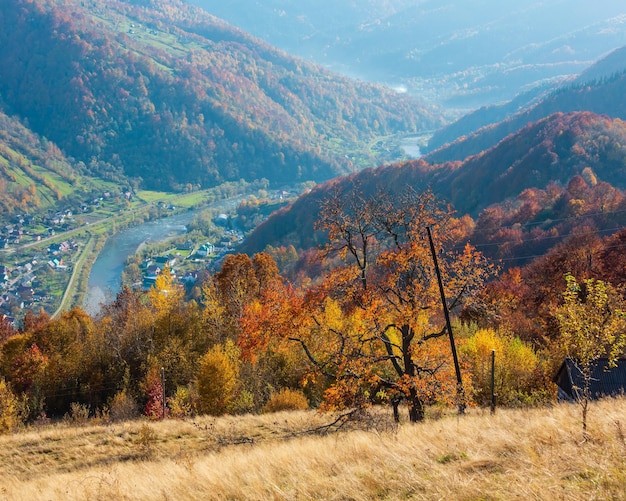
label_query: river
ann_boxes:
[84,209,195,314]
[400,136,422,158]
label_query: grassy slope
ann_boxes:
[2,398,626,499]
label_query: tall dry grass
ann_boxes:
[1,399,626,500]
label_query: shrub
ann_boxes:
[168,386,194,418]
[109,390,139,422]
[64,402,90,425]
[143,366,166,420]
[262,388,309,413]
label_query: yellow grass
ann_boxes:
[2,399,626,500]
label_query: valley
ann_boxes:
[3,4,626,497]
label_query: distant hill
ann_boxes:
[189,0,626,109]
[0,0,440,198]
[425,67,626,164]
[242,111,626,254]
[574,45,626,83]
[425,84,559,154]
[427,43,626,156]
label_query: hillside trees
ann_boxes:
[203,252,309,408]
[0,0,438,193]
[242,187,495,421]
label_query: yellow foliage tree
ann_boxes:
[0,378,24,434]
[556,274,626,433]
[461,328,541,407]
[196,342,239,415]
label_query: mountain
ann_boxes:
[0,0,440,200]
[425,65,626,164]
[241,111,626,254]
[427,44,626,156]
[425,84,559,154]
[188,0,626,110]
[427,112,626,214]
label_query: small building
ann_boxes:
[554,358,626,402]
[196,242,214,257]
[154,255,176,268]
[176,241,194,251]
[214,213,229,226]
[182,271,198,284]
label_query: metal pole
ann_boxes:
[426,226,465,414]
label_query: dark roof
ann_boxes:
[554,358,626,401]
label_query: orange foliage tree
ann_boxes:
[241,187,495,421]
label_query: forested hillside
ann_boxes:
[242,112,626,256]
[190,0,626,108]
[0,0,439,198]
[0,111,104,214]
[427,67,626,162]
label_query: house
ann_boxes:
[176,241,194,251]
[214,213,229,226]
[182,271,198,284]
[145,265,162,278]
[196,242,214,257]
[154,255,176,268]
[554,358,626,402]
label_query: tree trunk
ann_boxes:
[407,388,424,422]
[392,399,400,423]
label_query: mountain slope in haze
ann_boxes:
[242,111,626,254]
[0,0,440,194]
[189,0,626,109]
[425,84,558,155]
[426,66,626,164]
[427,44,626,155]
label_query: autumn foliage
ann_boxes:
[2,183,626,426]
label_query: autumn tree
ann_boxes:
[242,187,495,422]
[556,274,626,434]
[461,328,545,407]
[202,253,281,344]
[147,267,205,391]
[196,342,239,415]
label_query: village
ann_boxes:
[135,224,244,291]
[0,182,290,326]
[0,189,135,324]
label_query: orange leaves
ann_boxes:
[271,187,496,420]
[238,281,307,363]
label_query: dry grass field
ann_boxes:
[1,399,626,500]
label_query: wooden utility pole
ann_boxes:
[426,226,465,415]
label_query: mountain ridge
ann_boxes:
[242,111,626,255]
